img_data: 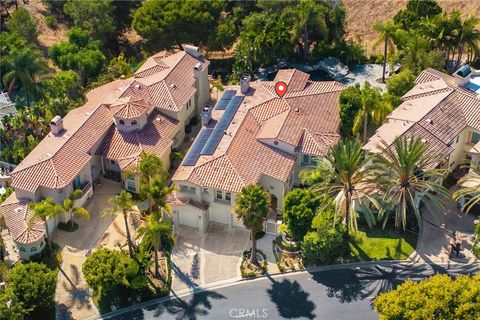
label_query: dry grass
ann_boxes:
[343,0,480,56]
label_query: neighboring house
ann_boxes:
[364,66,480,204]
[0,91,17,129]
[170,70,345,234]
[0,46,210,259]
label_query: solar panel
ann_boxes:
[221,90,236,100]
[183,128,213,166]
[214,99,230,110]
[201,95,244,155]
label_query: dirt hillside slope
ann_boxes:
[343,0,480,55]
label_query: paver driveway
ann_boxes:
[54,179,121,320]
[171,224,250,293]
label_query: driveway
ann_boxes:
[171,224,249,293]
[411,193,478,266]
[55,179,121,320]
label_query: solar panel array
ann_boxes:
[183,93,244,165]
[201,95,244,155]
[215,89,236,110]
[183,128,214,166]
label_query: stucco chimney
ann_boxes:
[50,115,64,135]
[183,45,201,58]
[240,75,251,94]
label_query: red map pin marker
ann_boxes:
[275,81,288,98]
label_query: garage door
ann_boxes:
[209,206,231,225]
[178,207,200,228]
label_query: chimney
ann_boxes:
[50,115,64,135]
[200,105,212,126]
[183,45,201,58]
[240,75,251,94]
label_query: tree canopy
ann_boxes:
[282,189,320,240]
[375,274,480,320]
[132,0,224,50]
[6,7,38,43]
[82,248,127,296]
[7,262,57,318]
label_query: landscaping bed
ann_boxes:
[57,221,79,232]
[273,236,303,272]
[240,249,267,278]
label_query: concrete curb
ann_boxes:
[98,258,476,320]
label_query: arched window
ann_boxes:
[131,120,138,125]
[119,119,125,125]
[19,246,26,252]
[30,247,38,253]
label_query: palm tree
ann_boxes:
[313,139,378,235]
[136,215,173,277]
[373,137,450,230]
[145,178,174,219]
[103,190,135,258]
[455,14,480,67]
[352,82,392,143]
[29,198,63,256]
[453,167,480,214]
[1,48,47,105]
[63,198,90,229]
[373,21,398,83]
[233,184,270,265]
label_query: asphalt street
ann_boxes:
[104,262,479,320]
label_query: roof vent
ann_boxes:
[194,62,202,71]
[425,118,433,125]
[85,112,90,116]
[14,207,23,214]
[294,108,300,113]
[135,84,140,89]
[170,83,176,89]
[120,75,125,79]
[50,115,64,135]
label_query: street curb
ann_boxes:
[98,258,467,320]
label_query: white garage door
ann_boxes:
[209,206,231,225]
[178,207,200,228]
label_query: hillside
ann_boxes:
[343,0,480,55]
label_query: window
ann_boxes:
[119,119,125,125]
[20,247,26,252]
[126,176,136,192]
[73,175,81,190]
[180,185,189,192]
[131,120,138,125]
[203,188,209,194]
[302,154,310,165]
[190,186,196,193]
[225,192,231,202]
[180,185,195,193]
[471,132,480,144]
[216,190,223,200]
[30,247,38,253]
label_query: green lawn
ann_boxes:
[348,227,418,262]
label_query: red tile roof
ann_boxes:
[0,193,44,244]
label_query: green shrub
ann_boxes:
[57,221,79,232]
[122,256,140,279]
[302,210,347,264]
[130,274,149,291]
[71,189,83,200]
[45,16,58,29]
[473,223,480,259]
[282,189,320,240]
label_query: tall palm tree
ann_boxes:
[63,198,90,229]
[352,82,392,143]
[136,215,173,277]
[313,139,378,235]
[233,184,270,265]
[103,190,136,258]
[373,21,398,83]
[144,178,174,219]
[29,198,63,256]
[1,48,47,105]
[373,137,450,230]
[455,14,480,67]
[453,166,480,214]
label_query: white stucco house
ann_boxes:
[0,46,210,260]
[170,70,346,234]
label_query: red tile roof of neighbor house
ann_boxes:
[364,68,480,160]
[3,49,208,244]
[173,69,345,193]
[0,193,44,244]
